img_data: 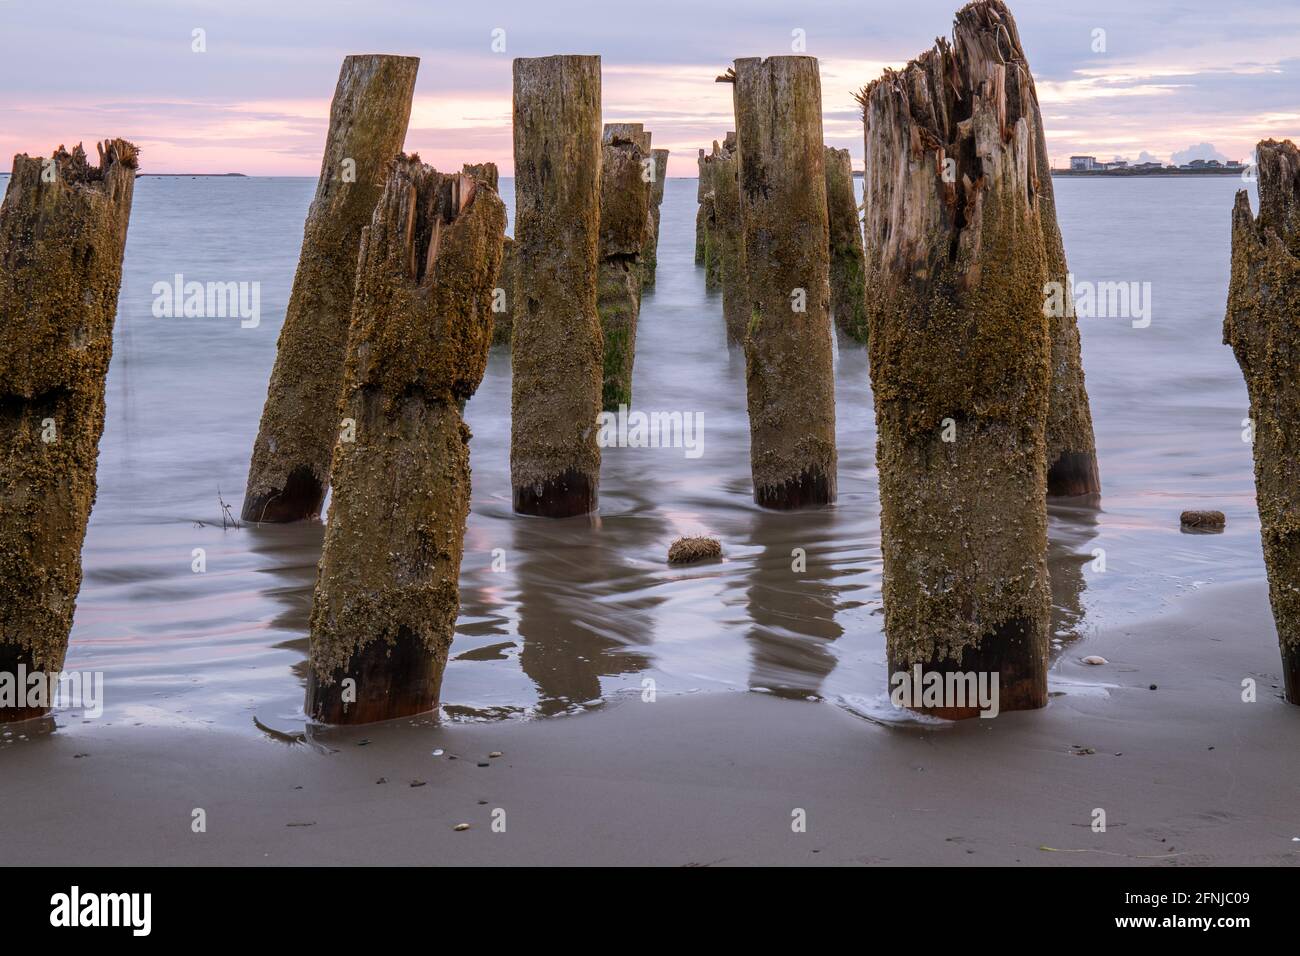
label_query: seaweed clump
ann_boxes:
[668,536,723,565]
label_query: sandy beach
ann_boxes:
[2,579,1295,866]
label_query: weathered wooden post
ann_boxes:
[695,148,710,265]
[642,148,670,287]
[860,4,1052,716]
[730,57,837,508]
[1224,137,1300,704]
[510,54,604,517]
[985,1,1099,496]
[598,124,652,410]
[710,134,748,343]
[492,235,516,345]
[242,54,418,523]
[306,159,506,724]
[824,146,868,342]
[0,140,138,720]
[702,141,724,291]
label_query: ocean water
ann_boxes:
[2,171,1266,736]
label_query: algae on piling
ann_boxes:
[510,54,604,517]
[242,54,419,523]
[1223,137,1300,704]
[859,0,1053,714]
[307,158,506,724]
[0,139,138,719]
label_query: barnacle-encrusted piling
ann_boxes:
[824,146,868,342]
[695,148,710,265]
[306,159,506,724]
[1224,137,1300,704]
[860,2,1052,715]
[710,133,748,343]
[731,57,837,508]
[598,124,652,410]
[987,3,1099,496]
[0,140,138,720]
[642,148,670,287]
[702,141,724,291]
[242,54,418,523]
[510,55,603,517]
[492,235,516,345]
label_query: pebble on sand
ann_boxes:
[454,823,470,832]
[668,536,723,565]
[1081,655,1108,665]
[1180,510,1226,532]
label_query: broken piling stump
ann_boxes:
[0,140,138,720]
[510,54,604,517]
[730,57,837,508]
[306,159,506,724]
[598,124,652,411]
[242,54,419,523]
[859,3,1053,715]
[642,148,670,287]
[824,146,868,342]
[710,134,748,344]
[1224,137,1300,704]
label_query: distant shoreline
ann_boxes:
[135,172,248,178]
[1050,167,1249,178]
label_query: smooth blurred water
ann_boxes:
[22,172,1264,735]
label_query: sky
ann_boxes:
[2,0,1297,177]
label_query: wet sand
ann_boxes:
[2,580,1296,866]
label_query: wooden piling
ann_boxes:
[702,141,723,291]
[985,2,1100,496]
[695,148,710,265]
[710,134,748,343]
[492,235,516,345]
[824,146,868,342]
[598,124,652,410]
[0,140,138,720]
[1224,137,1300,704]
[242,54,418,523]
[642,148,670,287]
[510,55,603,517]
[730,57,837,508]
[306,159,506,724]
[859,3,1052,715]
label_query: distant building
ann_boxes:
[1070,155,1097,171]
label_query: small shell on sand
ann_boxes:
[1180,510,1226,533]
[667,536,722,565]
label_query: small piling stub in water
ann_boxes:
[1180,509,1226,533]
[731,56,837,509]
[306,159,506,724]
[642,148,670,286]
[242,54,419,523]
[510,54,604,517]
[1224,136,1300,703]
[824,145,868,342]
[598,123,652,411]
[711,133,748,344]
[860,3,1053,716]
[0,140,139,720]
